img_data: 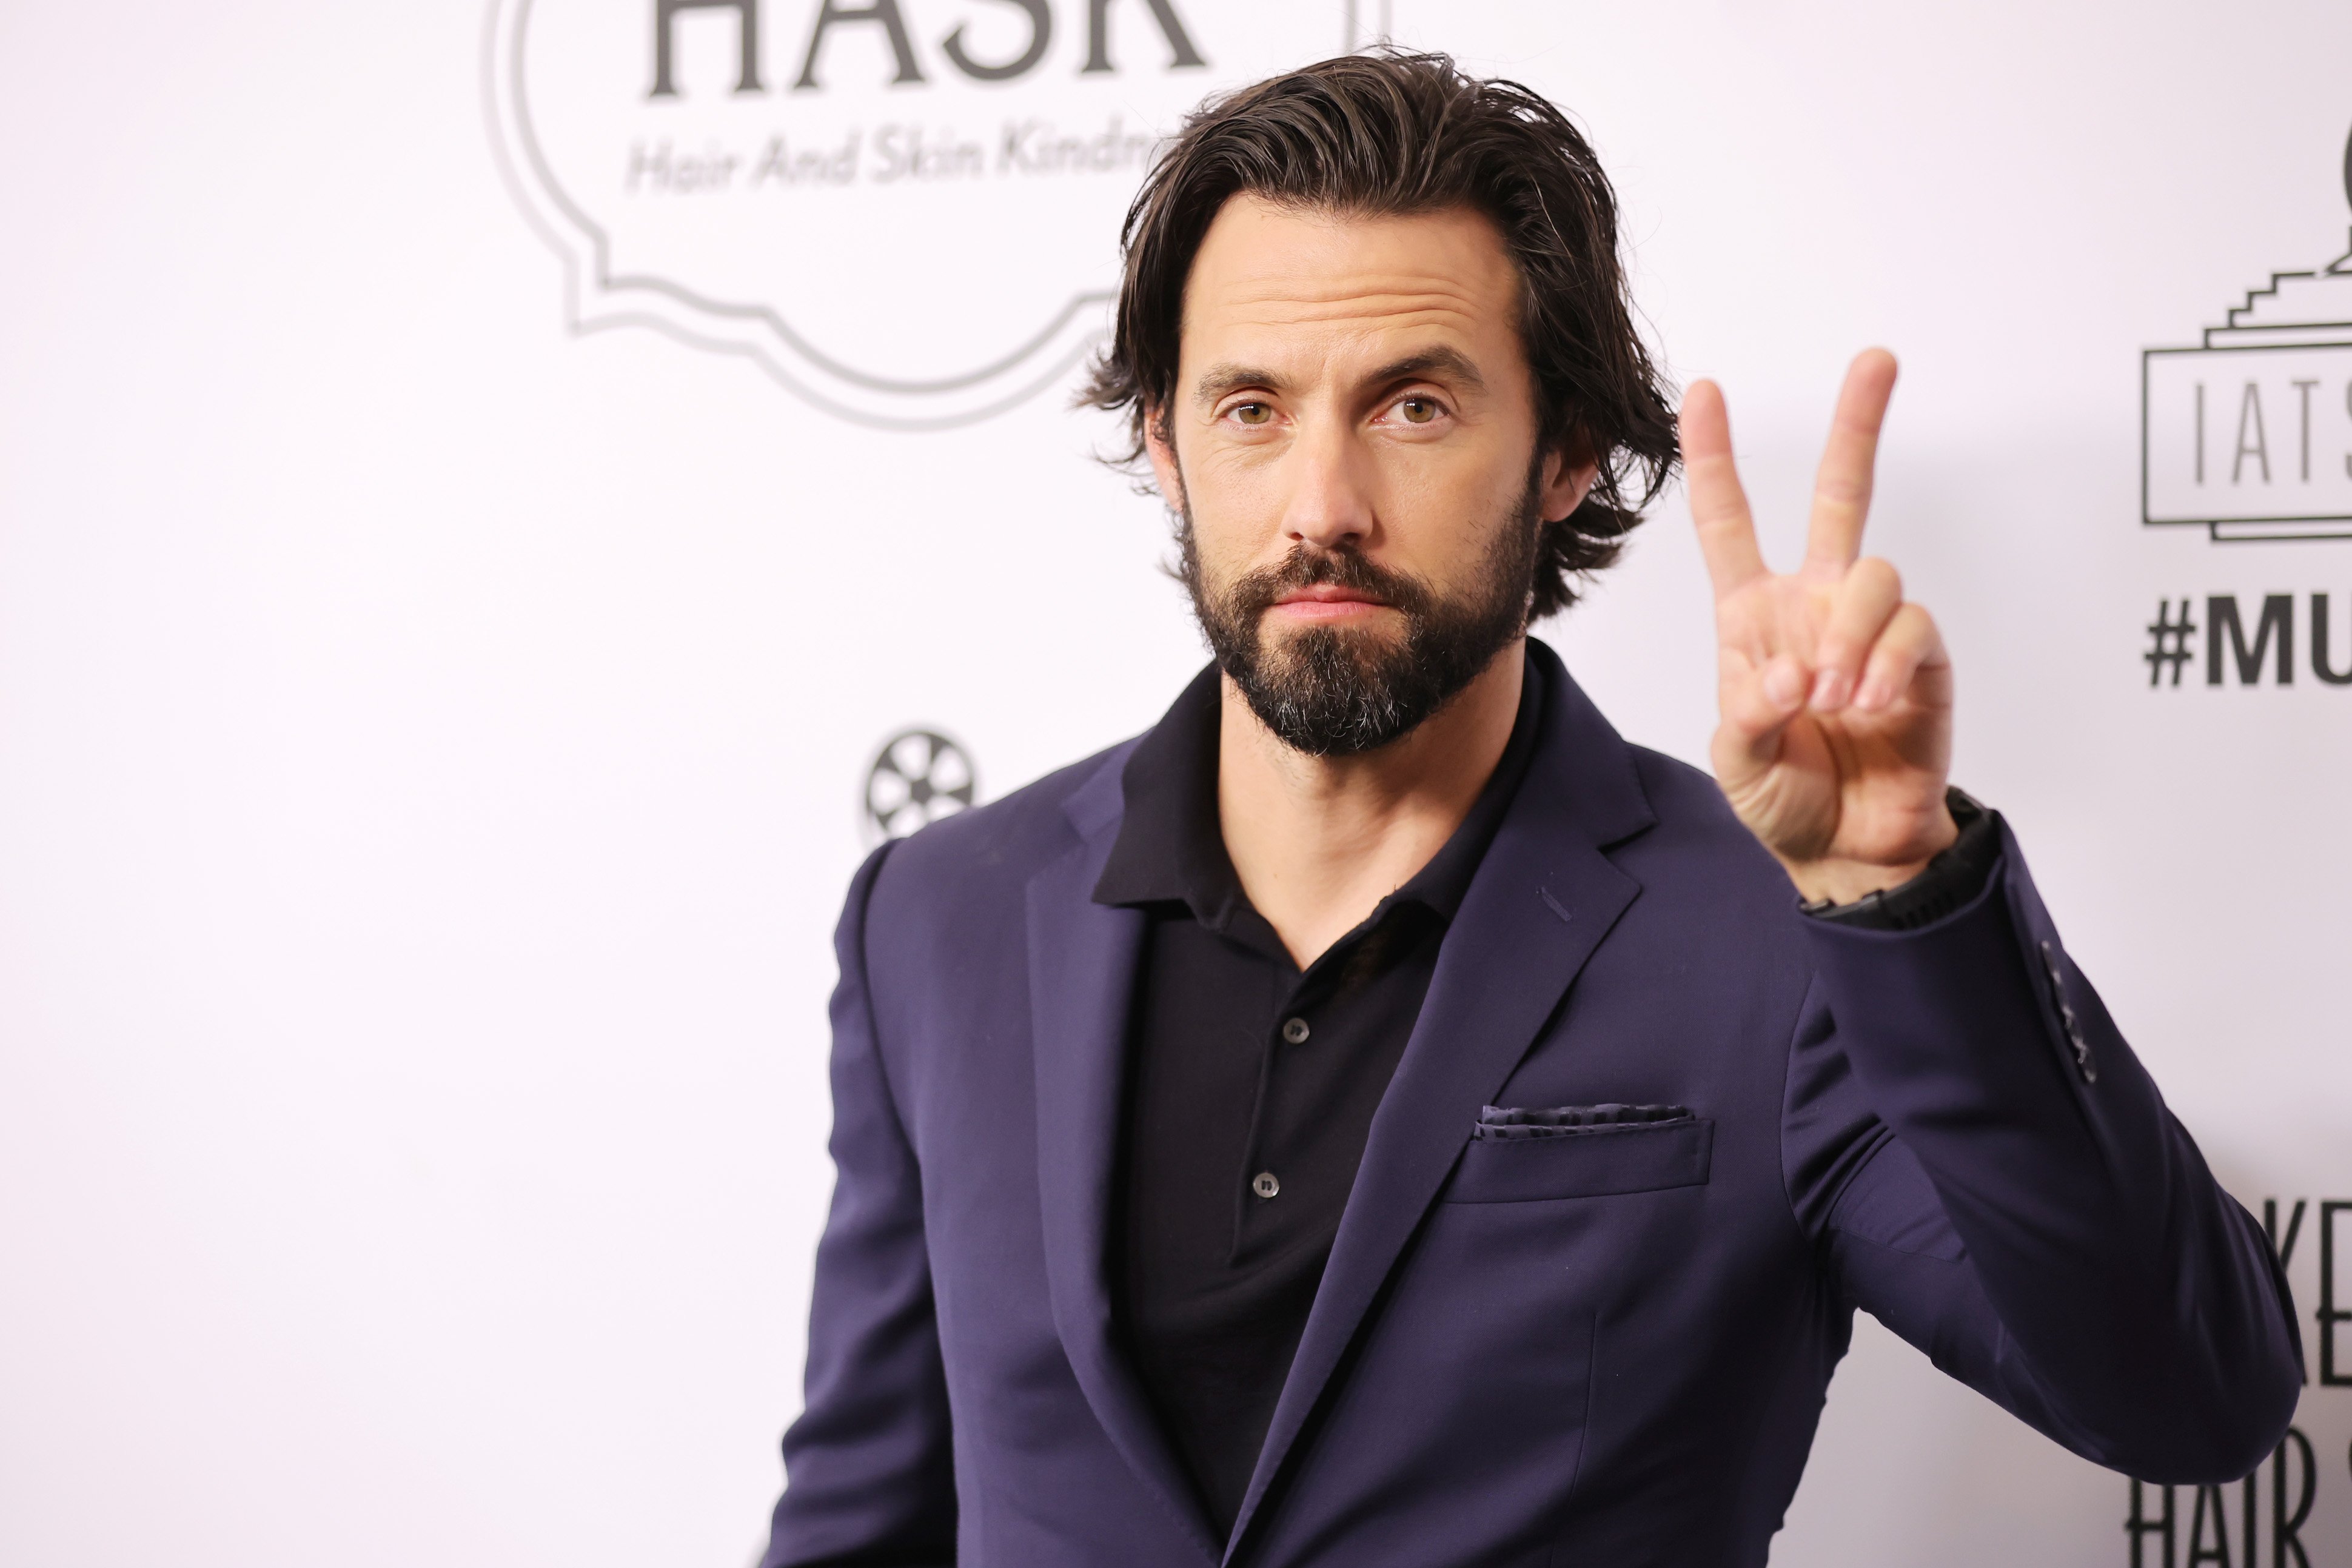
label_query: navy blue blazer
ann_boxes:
[762,643,2300,1568]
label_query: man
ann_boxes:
[760,52,2300,1568]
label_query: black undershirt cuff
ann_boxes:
[1798,788,1995,933]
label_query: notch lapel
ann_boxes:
[1222,652,1653,1560]
[1028,797,1224,1562]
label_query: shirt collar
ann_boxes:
[1091,647,1548,928]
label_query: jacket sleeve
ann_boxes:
[1783,816,2302,1484]
[762,843,957,1567]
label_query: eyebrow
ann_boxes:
[1191,363,1281,409]
[1367,348,1487,394]
[1189,347,1488,409]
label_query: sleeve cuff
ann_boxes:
[1800,788,1997,933]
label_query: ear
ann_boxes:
[1143,406,1185,511]
[1538,445,1601,524]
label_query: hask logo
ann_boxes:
[2142,125,2352,541]
[486,0,1360,427]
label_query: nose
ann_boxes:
[1280,414,1376,553]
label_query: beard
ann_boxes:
[1178,470,1545,757]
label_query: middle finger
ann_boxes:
[1803,349,1899,576]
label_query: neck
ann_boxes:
[1218,640,1526,968]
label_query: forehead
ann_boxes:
[1179,195,1521,374]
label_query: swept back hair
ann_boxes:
[1080,50,1680,616]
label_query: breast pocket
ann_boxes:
[1444,1117,1715,1204]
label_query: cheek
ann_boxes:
[1187,449,1296,554]
[1373,449,1529,574]
[1188,441,1285,514]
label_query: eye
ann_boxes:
[1227,401,1273,426]
[1393,395,1444,425]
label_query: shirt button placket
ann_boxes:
[1281,1016,1310,1045]
[1251,1171,1280,1199]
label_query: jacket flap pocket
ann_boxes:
[1446,1117,1714,1204]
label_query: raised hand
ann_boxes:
[1681,349,1957,905]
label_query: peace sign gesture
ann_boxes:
[1682,350,1958,905]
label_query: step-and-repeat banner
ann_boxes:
[1,2,2345,1564]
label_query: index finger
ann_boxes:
[1804,349,1898,574]
[1679,378,1767,601]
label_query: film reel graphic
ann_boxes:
[864,729,978,842]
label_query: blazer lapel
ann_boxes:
[1222,651,1654,1560]
[1028,771,1225,1562]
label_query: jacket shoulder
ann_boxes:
[1624,744,1738,827]
[1618,743,1795,894]
[865,734,1137,915]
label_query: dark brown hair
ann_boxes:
[1081,50,1679,617]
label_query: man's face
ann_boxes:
[1146,195,1592,755]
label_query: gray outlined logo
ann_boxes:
[484,0,1363,429]
[2141,125,2352,542]
[864,728,977,840]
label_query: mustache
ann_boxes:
[1223,545,1436,621]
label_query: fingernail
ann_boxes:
[1763,662,1803,708]
[1811,671,1849,711]
[1855,678,1889,711]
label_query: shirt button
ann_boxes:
[1252,1171,1281,1199]
[1281,1016,1311,1045]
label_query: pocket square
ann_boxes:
[1473,1103,1694,1141]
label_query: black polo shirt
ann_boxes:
[1091,652,1547,1536]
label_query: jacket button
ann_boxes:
[1281,1016,1311,1045]
[1252,1171,1280,1199]
[2039,940,2097,1085]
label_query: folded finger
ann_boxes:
[1809,557,1903,711]
[1855,603,1948,712]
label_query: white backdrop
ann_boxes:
[2,2,2347,1564]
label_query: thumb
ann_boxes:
[1713,653,1806,786]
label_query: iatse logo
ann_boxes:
[2142,126,2352,543]
[486,0,1362,426]
[2139,125,2352,692]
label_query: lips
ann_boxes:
[1273,585,1390,609]
[1219,544,1426,629]
[1266,586,1394,626]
